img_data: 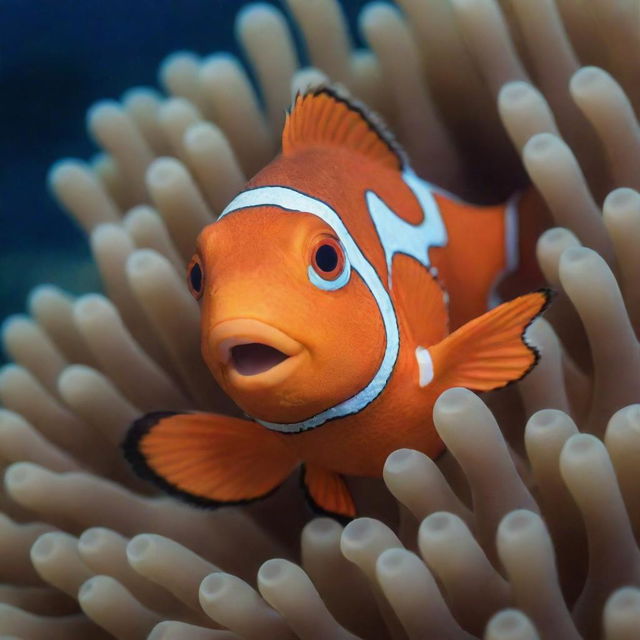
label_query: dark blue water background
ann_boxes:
[0,0,370,334]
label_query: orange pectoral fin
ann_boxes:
[428,290,553,392]
[123,411,298,506]
[303,464,356,520]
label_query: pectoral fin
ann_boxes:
[302,464,356,519]
[427,290,552,392]
[123,411,298,506]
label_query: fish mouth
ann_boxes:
[211,319,304,388]
[229,343,290,376]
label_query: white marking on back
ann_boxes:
[219,186,400,433]
[415,347,434,387]
[367,168,448,288]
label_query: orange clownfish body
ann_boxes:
[124,89,549,518]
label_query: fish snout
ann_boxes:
[208,318,305,389]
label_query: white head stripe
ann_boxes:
[219,186,400,433]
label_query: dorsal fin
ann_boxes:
[282,86,406,170]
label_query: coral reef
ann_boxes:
[1,0,640,638]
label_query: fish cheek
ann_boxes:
[291,272,386,413]
[193,225,386,423]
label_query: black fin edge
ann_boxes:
[289,84,408,171]
[299,465,355,526]
[489,287,556,391]
[121,411,284,509]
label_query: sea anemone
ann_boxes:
[2,0,640,638]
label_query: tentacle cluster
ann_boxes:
[2,0,640,638]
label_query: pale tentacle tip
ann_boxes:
[561,433,603,466]
[434,386,474,415]
[199,572,229,600]
[499,81,538,105]
[258,558,290,586]
[126,534,154,563]
[420,511,457,536]
[27,283,65,308]
[48,158,87,186]
[5,461,41,489]
[78,527,108,553]
[236,1,282,29]
[159,50,200,77]
[303,516,342,540]
[523,132,560,157]
[0,313,27,339]
[498,510,543,544]
[30,532,58,561]
[78,575,100,600]
[570,66,610,93]
[341,517,378,548]
[376,547,409,575]
[604,188,640,221]
[618,405,640,432]
[127,249,161,274]
[560,245,593,265]
[528,408,563,431]
[606,586,640,614]
[486,608,537,637]
[147,156,185,187]
[384,448,421,474]
[73,293,110,318]
[86,100,124,130]
[538,226,579,248]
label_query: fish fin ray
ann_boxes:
[392,254,449,346]
[123,411,298,506]
[302,464,356,520]
[429,290,552,391]
[282,86,405,170]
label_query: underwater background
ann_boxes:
[0,0,370,327]
[2,0,640,637]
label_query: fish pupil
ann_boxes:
[190,262,202,293]
[316,244,338,272]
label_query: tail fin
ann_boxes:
[123,412,298,506]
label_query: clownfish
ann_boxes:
[124,88,550,518]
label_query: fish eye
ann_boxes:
[308,236,350,290]
[311,237,344,280]
[187,256,204,300]
[315,243,339,273]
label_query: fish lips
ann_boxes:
[210,318,305,390]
